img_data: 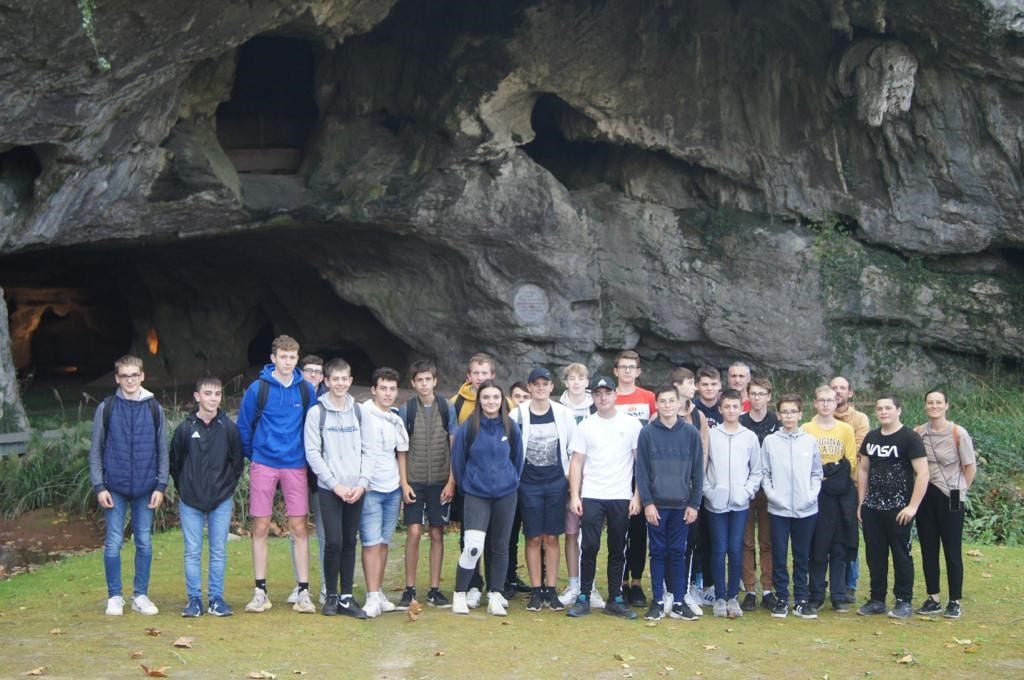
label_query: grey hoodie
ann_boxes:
[761,428,823,519]
[305,392,368,491]
[703,425,763,513]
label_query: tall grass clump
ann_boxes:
[0,423,95,518]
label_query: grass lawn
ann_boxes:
[0,532,1021,680]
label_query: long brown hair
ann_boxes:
[469,379,511,443]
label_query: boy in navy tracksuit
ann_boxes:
[89,355,168,616]
[170,376,244,617]
[635,385,704,621]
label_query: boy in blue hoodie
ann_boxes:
[170,377,243,617]
[89,355,169,616]
[236,335,317,614]
[635,385,703,621]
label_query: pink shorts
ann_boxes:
[564,503,581,535]
[249,462,309,517]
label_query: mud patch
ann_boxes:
[0,507,103,578]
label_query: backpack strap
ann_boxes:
[438,394,451,433]
[454,394,467,423]
[403,398,418,435]
[101,394,160,449]
[253,380,270,431]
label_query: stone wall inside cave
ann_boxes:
[1,0,1023,413]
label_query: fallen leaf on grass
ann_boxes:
[662,666,674,672]
[895,655,916,665]
[141,665,170,677]
[980,572,993,578]
[48,628,62,635]
[889,620,905,626]
[292,672,306,676]
[953,638,973,645]
[245,672,276,680]
[144,628,161,637]
[434,651,445,657]
[172,636,193,648]
[620,673,634,679]
[24,667,46,676]
[501,620,512,625]
[872,630,882,636]
[621,663,631,668]
[703,645,718,651]
[406,600,424,621]
[645,621,658,627]
[915,616,937,622]
[965,549,983,557]
[725,628,735,633]
[963,644,980,654]
[130,651,144,659]
[614,654,636,662]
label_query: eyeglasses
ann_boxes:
[816,398,836,404]
[749,391,770,398]
[779,409,801,416]
[616,365,638,371]
[117,373,141,381]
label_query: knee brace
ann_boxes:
[459,529,486,570]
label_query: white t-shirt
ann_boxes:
[569,412,642,500]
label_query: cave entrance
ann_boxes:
[523,93,609,190]
[216,36,318,174]
[0,145,43,206]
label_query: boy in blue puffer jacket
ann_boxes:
[89,355,168,617]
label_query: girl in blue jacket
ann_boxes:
[450,381,524,616]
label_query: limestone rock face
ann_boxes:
[0,0,1022,391]
[0,290,29,432]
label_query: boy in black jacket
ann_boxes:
[170,377,244,617]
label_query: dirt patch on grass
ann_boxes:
[0,507,103,578]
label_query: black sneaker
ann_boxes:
[502,582,518,601]
[794,601,818,619]
[771,599,789,618]
[943,601,962,619]
[605,596,639,620]
[644,602,664,620]
[832,598,850,613]
[322,594,339,616]
[843,592,857,604]
[526,589,545,612]
[426,588,450,608]
[888,599,912,619]
[761,592,779,610]
[858,599,888,616]
[544,587,565,611]
[740,592,757,611]
[337,595,368,620]
[627,584,648,608]
[514,576,532,593]
[669,602,698,620]
[567,593,591,618]
[916,596,942,615]
[397,586,416,610]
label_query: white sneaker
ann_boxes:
[685,586,704,616]
[377,591,396,613]
[663,592,674,614]
[558,585,580,606]
[590,589,605,609]
[466,587,482,609]
[292,589,316,613]
[452,592,469,615]
[363,592,381,619]
[105,595,125,616]
[487,592,507,616]
[286,586,300,604]
[702,586,716,605]
[493,591,509,608]
[132,594,159,616]
[244,587,273,613]
[318,589,327,606]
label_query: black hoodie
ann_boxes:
[170,409,244,512]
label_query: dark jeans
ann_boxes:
[707,508,748,601]
[580,498,630,600]
[647,508,688,603]
[506,505,523,585]
[683,506,710,588]
[456,492,486,590]
[916,483,965,600]
[770,513,816,603]
[810,534,848,605]
[626,511,647,583]
[318,489,363,596]
[456,492,517,593]
[862,506,914,602]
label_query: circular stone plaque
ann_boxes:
[513,284,550,325]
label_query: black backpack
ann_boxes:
[100,395,161,448]
[252,378,314,429]
[402,395,452,436]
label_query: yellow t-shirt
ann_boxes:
[800,419,858,478]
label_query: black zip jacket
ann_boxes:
[170,409,244,512]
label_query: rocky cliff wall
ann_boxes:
[0,0,1021,399]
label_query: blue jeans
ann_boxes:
[103,491,154,597]
[180,498,233,600]
[647,508,689,603]
[769,513,816,603]
[359,489,401,547]
[707,508,748,601]
[847,558,859,591]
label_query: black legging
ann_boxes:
[916,483,965,601]
[318,489,363,595]
[456,492,518,592]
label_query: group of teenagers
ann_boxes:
[88,335,976,624]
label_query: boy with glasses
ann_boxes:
[738,377,780,611]
[89,355,168,616]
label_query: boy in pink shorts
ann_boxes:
[236,335,318,614]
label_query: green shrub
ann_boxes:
[0,424,95,518]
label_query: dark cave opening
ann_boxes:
[216,36,319,174]
[0,145,43,205]
[0,231,416,394]
[523,93,612,190]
